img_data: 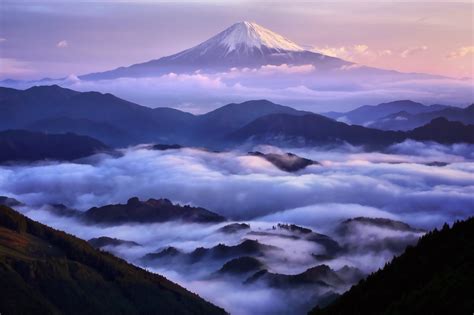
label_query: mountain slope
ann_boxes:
[80,21,350,80]
[309,217,474,315]
[0,205,226,315]
[0,130,109,163]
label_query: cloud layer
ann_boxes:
[1,141,472,229]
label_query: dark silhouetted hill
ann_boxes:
[82,197,226,224]
[249,151,319,172]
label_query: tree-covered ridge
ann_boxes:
[309,217,474,315]
[0,205,226,315]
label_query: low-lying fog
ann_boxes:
[1,140,473,314]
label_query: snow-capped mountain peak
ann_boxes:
[215,21,304,53]
[80,21,350,80]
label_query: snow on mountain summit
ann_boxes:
[80,21,351,80]
[170,21,305,60]
[216,21,304,53]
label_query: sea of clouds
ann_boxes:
[1,141,473,314]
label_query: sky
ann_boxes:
[0,0,473,80]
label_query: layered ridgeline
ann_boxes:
[323,100,474,131]
[0,205,226,315]
[0,85,472,149]
[309,217,474,315]
[0,85,306,147]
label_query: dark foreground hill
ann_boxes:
[0,130,109,163]
[0,205,226,315]
[309,217,474,315]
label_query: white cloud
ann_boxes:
[312,44,391,61]
[56,40,68,48]
[447,46,474,59]
[400,45,428,58]
[0,38,6,43]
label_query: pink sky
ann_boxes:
[0,1,473,79]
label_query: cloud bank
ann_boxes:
[0,141,472,229]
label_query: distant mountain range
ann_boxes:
[0,205,225,314]
[227,114,474,147]
[0,85,308,147]
[0,85,473,153]
[323,100,474,131]
[309,217,474,315]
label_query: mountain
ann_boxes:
[309,217,474,315]
[0,85,195,146]
[227,113,405,147]
[194,99,310,141]
[88,236,141,249]
[335,217,424,254]
[0,130,109,163]
[2,85,471,149]
[338,217,424,234]
[245,264,358,289]
[142,239,279,266]
[80,21,350,80]
[369,103,474,131]
[82,197,226,225]
[217,222,251,234]
[322,100,474,131]
[248,223,342,257]
[0,205,226,315]
[322,100,452,126]
[217,256,266,276]
[0,86,312,147]
[227,114,474,147]
[406,117,474,144]
[248,151,319,172]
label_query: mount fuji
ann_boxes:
[80,21,351,80]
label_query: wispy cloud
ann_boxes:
[0,58,34,77]
[400,45,428,58]
[56,40,68,48]
[312,44,392,61]
[447,46,474,59]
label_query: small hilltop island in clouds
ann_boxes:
[0,1,473,314]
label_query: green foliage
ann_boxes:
[309,217,474,315]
